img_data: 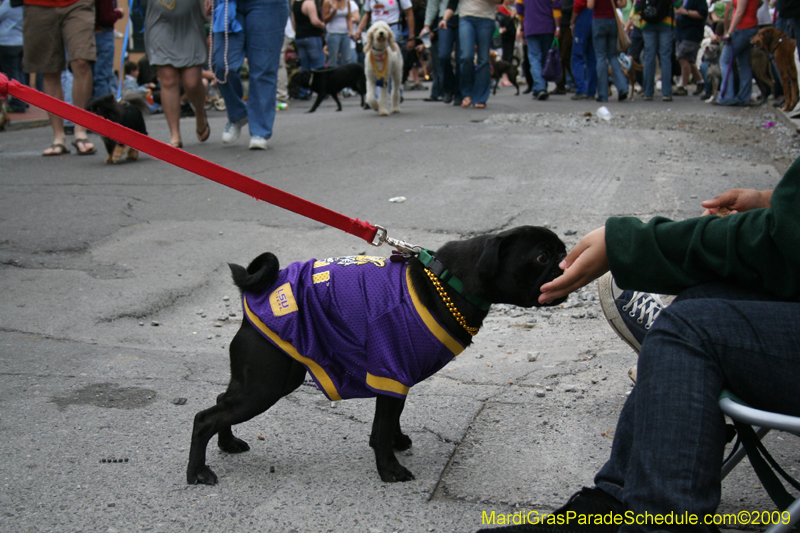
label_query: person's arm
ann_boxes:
[322,0,337,23]
[551,0,562,36]
[349,1,361,35]
[404,6,416,49]
[723,0,732,33]
[356,8,370,39]
[725,0,747,37]
[615,0,627,8]
[302,0,327,29]
[541,163,800,304]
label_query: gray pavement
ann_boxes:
[1,85,799,533]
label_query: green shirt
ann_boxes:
[606,158,800,300]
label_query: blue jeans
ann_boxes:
[213,0,289,139]
[438,15,461,99]
[593,17,628,101]
[571,8,596,97]
[595,283,800,532]
[0,44,26,112]
[92,28,116,98]
[642,24,673,98]
[326,32,353,67]
[458,16,495,104]
[718,26,757,105]
[525,33,553,95]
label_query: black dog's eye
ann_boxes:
[536,252,550,264]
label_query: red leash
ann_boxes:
[0,73,378,244]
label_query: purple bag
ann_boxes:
[543,38,561,82]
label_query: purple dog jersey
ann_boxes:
[242,256,466,401]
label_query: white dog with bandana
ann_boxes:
[363,21,403,115]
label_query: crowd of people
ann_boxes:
[1,0,799,149]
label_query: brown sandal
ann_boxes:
[197,121,210,143]
[42,143,70,156]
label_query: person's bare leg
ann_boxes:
[69,58,95,152]
[158,65,183,147]
[180,66,209,142]
[42,72,67,154]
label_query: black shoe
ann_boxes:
[618,91,628,102]
[64,125,75,135]
[535,90,549,101]
[180,102,196,117]
[522,87,533,94]
[475,487,623,532]
[442,92,453,104]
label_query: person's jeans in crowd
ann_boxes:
[571,8,596,97]
[326,32,353,67]
[458,15,495,104]
[593,17,628,101]
[525,33,554,95]
[642,23,674,98]
[438,15,461,101]
[594,282,800,533]
[0,44,26,112]
[213,0,289,140]
[295,34,325,98]
[92,27,116,98]
[718,26,757,105]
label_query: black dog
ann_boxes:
[288,63,367,112]
[187,226,567,485]
[490,50,520,95]
[86,94,149,164]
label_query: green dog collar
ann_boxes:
[417,249,491,311]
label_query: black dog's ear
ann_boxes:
[476,235,503,279]
[230,252,280,293]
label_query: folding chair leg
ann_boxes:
[764,495,800,533]
[721,426,771,480]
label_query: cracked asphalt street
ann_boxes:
[1,88,798,532]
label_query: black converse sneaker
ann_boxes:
[598,273,665,354]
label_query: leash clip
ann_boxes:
[371,225,422,255]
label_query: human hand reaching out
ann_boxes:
[538,226,609,304]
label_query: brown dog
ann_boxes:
[750,45,776,106]
[751,27,798,112]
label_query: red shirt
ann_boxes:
[733,0,759,30]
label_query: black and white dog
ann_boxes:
[187,226,567,485]
[288,63,367,113]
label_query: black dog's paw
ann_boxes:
[218,436,250,454]
[378,463,415,483]
[187,465,218,485]
[394,433,412,451]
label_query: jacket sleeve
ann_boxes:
[606,158,800,300]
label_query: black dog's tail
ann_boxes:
[229,252,280,293]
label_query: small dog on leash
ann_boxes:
[288,63,367,113]
[702,42,722,103]
[364,20,404,115]
[86,94,149,164]
[489,50,520,95]
[186,226,567,485]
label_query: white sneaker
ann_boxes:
[248,135,268,150]
[221,117,248,144]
